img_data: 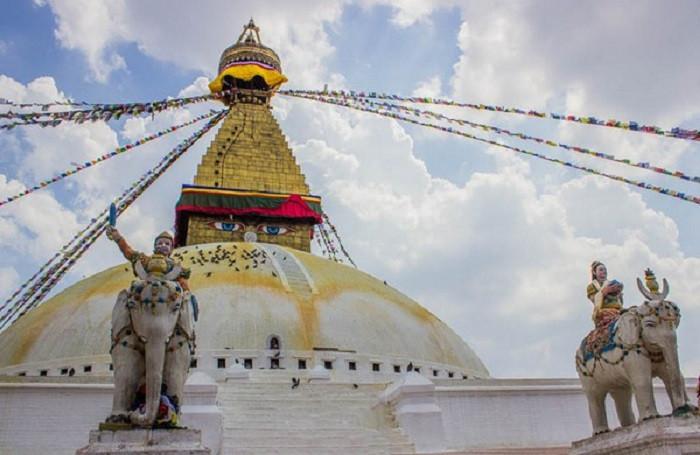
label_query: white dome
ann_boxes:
[0,242,489,377]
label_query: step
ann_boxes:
[222,448,407,455]
[222,438,415,449]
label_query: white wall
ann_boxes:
[433,378,697,451]
[0,376,696,454]
[0,378,221,455]
[0,383,111,454]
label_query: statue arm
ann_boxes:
[107,227,141,262]
[176,276,190,292]
[587,281,606,317]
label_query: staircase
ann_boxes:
[219,379,415,455]
[259,244,315,298]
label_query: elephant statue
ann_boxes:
[107,277,195,427]
[575,276,695,435]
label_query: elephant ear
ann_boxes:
[177,293,195,340]
[111,290,131,339]
[616,310,641,346]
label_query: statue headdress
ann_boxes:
[154,231,174,244]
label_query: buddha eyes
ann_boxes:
[207,221,292,236]
[258,225,291,236]
[209,221,244,232]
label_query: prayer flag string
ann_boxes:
[281,92,700,207]
[339,97,700,184]
[0,89,236,130]
[0,111,227,332]
[316,224,339,262]
[0,110,225,208]
[280,90,700,142]
[322,213,357,268]
[0,98,94,108]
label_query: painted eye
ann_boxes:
[209,221,244,232]
[258,225,290,236]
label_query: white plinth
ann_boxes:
[224,363,249,380]
[380,372,447,453]
[309,364,331,382]
[76,428,210,454]
[570,414,700,455]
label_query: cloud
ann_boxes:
[412,75,442,98]
[0,267,20,301]
[38,0,346,86]
[37,0,128,82]
[5,3,700,380]
[0,74,218,289]
[279,96,700,377]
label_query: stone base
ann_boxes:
[76,428,210,454]
[570,414,700,455]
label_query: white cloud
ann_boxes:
[5,3,700,380]
[38,0,346,87]
[279,96,700,377]
[0,267,20,301]
[412,75,442,98]
[38,0,128,82]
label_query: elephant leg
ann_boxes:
[163,337,191,414]
[586,390,609,434]
[631,376,659,420]
[610,387,635,426]
[109,341,144,420]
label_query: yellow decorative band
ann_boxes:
[181,187,321,203]
[208,63,288,93]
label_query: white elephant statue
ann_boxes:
[107,277,195,427]
[575,276,695,435]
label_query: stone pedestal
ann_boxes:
[76,428,210,454]
[570,414,700,455]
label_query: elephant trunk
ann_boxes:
[129,337,167,427]
[143,338,166,426]
[661,339,688,410]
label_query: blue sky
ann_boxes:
[1,0,699,378]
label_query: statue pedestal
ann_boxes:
[570,414,700,455]
[76,427,210,454]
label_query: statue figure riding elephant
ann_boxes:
[576,271,696,435]
[105,227,196,427]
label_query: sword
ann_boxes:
[109,202,117,227]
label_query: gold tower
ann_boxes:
[175,20,322,251]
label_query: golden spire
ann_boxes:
[175,22,321,252]
[208,18,287,100]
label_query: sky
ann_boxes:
[0,0,699,378]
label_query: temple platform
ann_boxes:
[76,428,210,454]
[570,414,700,455]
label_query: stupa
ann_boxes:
[0,18,488,385]
[1,19,697,455]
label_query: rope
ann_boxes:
[0,110,225,208]
[281,92,700,206]
[0,89,237,130]
[0,111,226,332]
[281,89,700,142]
[343,97,700,184]
[322,213,357,268]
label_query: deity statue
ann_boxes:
[105,226,196,428]
[586,261,623,329]
[576,267,696,435]
[107,227,191,290]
